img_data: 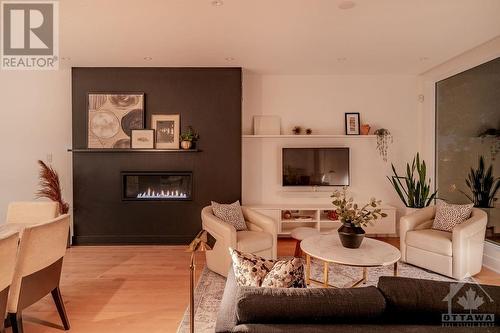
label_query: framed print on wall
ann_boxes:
[131,129,155,149]
[151,114,180,149]
[345,112,360,135]
[87,93,145,148]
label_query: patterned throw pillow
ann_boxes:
[229,248,275,287]
[261,258,306,288]
[211,201,247,231]
[229,248,307,288]
[432,200,473,232]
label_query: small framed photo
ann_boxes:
[345,113,360,135]
[131,129,155,149]
[151,114,180,149]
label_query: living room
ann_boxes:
[0,1,499,332]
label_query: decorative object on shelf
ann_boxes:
[36,160,69,214]
[151,114,180,149]
[345,112,360,135]
[306,128,312,135]
[451,155,499,208]
[360,124,371,135]
[87,93,144,149]
[388,153,437,209]
[478,128,500,161]
[292,126,302,135]
[179,126,200,150]
[326,210,338,221]
[131,129,154,149]
[282,210,292,220]
[187,230,216,333]
[374,128,393,162]
[253,115,281,135]
[331,187,387,249]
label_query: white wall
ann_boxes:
[242,73,420,212]
[0,69,72,223]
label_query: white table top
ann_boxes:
[300,233,401,267]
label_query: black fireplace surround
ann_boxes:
[71,67,242,245]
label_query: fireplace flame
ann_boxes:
[136,188,188,199]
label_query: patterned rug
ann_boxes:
[176,259,459,333]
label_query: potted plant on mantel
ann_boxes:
[331,187,387,249]
[179,126,199,150]
[388,152,437,215]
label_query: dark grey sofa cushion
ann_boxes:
[235,284,386,324]
[378,276,500,325]
[231,324,499,333]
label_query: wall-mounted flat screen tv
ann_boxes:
[282,148,350,186]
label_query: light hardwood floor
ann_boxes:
[16,239,499,333]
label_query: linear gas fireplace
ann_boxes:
[122,172,192,201]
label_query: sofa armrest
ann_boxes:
[215,268,239,333]
[452,208,487,279]
[201,206,237,249]
[241,207,277,258]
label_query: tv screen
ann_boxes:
[282,148,350,186]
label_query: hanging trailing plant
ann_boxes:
[36,160,69,214]
[478,128,500,161]
[374,128,393,162]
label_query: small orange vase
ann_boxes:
[360,124,371,135]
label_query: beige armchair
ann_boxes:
[201,206,277,277]
[400,206,487,280]
[0,232,19,333]
[6,201,59,224]
[7,214,70,333]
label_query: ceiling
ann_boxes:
[60,0,500,74]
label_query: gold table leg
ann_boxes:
[305,254,311,286]
[394,262,398,276]
[350,267,367,288]
[323,262,329,287]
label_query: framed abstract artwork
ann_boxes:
[131,129,155,149]
[87,93,145,148]
[151,114,180,149]
[345,112,360,135]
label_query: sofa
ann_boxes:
[400,206,487,279]
[216,268,500,332]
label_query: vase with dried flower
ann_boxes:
[360,124,371,135]
[331,187,387,248]
[36,160,69,214]
[374,128,393,162]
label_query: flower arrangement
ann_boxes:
[331,187,387,228]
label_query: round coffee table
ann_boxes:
[300,233,401,288]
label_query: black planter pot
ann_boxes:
[338,223,365,249]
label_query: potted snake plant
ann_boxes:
[388,153,437,215]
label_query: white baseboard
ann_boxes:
[483,241,500,273]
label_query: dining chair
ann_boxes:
[0,232,19,333]
[7,214,70,333]
[6,201,59,224]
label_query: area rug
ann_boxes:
[176,259,459,333]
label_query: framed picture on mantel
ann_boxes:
[151,114,180,149]
[345,112,360,135]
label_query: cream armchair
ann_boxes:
[201,206,277,277]
[400,206,487,280]
[6,201,59,224]
[0,232,19,333]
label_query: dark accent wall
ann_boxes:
[72,68,242,244]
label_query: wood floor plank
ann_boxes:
[15,239,499,333]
